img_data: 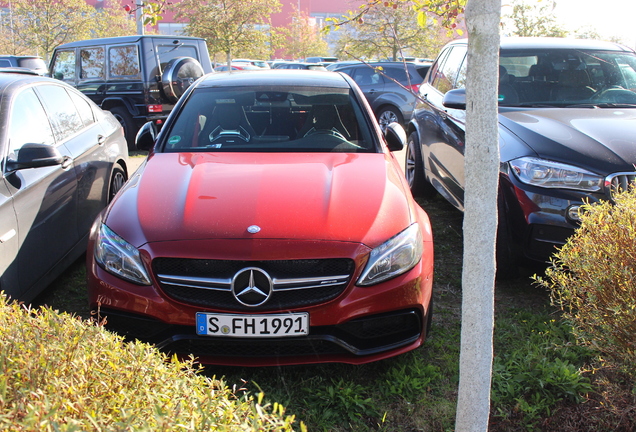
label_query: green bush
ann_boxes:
[0,294,299,431]
[535,189,636,377]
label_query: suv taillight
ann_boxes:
[406,84,420,93]
[147,104,163,113]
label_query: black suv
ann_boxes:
[50,35,214,148]
[331,61,431,131]
[0,55,48,75]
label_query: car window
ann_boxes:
[8,88,55,159]
[352,67,385,86]
[51,50,76,81]
[68,90,95,127]
[162,86,376,153]
[432,45,467,93]
[109,45,141,78]
[80,47,105,79]
[0,60,11,67]
[383,67,409,83]
[35,85,84,142]
[157,44,198,72]
[499,48,636,106]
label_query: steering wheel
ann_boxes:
[591,86,636,103]
[304,128,347,141]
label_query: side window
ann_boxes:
[352,67,385,86]
[426,47,451,86]
[68,90,95,127]
[51,50,76,80]
[0,59,11,67]
[35,85,84,142]
[8,88,55,159]
[383,67,409,83]
[432,46,467,93]
[109,45,141,78]
[80,47,105,79]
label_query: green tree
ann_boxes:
[0,0,95,60]
[274,5,329,60]
[501,0,567,37]
[333,0,446,61]
[91,0,137,39]
[173,0,281,65]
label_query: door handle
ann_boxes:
[97,135,106,145]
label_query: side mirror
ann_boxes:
[6,143,64,171]
[442,88,467,110]
[384,122,407,152]
[53,72,63,80]
[135,121,157,151]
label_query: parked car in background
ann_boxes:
[49,35,214,149]
[305,56,338,65]
[214,63,261,72]
[87,70,434,366]
[0,55,48,75]
[273,62,328,71]
[231,59,270,69]
[406,37,636,275]
[0,70,129,303]
[331,61,431,131]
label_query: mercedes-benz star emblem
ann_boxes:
[231,267,273,307]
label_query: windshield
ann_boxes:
[498,48,636,107]
[162,86,377,153]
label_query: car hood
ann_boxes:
[499,108,636,174]
[106,152,413,248]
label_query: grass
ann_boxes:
[32,194,632,431]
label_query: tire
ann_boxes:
[161,57,204,103]
[377,106,403,133]
[495,190,520,279]
[108,163,127,203]
[405,132,436,199]
[109,106,136,151]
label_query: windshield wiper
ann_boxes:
[565,103,636,108]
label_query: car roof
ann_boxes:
[0,55,43,59]
[195,69,351,89]
[55,35,206,49]
[447,37,635,52]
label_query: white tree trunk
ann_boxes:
[455,0,501,431]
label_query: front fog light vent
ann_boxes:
[567,205,582,223]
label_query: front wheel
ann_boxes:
[405,132,436,199]
[108,163,127,203]
[377,106,403,133]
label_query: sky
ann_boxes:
[503,0,636,49]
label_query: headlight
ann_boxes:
[509,157,603,192]
[357,223,423,286]
[94,224,152,285]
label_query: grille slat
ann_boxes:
[606,172,636,200]
[153,258,354,311]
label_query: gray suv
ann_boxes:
[331,61,431,131]
[50,35,213,148]
[0,55,48,75]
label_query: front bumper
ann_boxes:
[87,238,433,366]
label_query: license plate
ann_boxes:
[196,312,309,338]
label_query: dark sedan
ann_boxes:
[0,71,129,302]
[406,37,636,274]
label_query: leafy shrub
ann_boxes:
[535,190,636,377]
[0,294,298,431]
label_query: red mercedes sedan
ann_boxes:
[87,70,434,366]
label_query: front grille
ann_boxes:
[153,258,354,311]
[606,172,636,200]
